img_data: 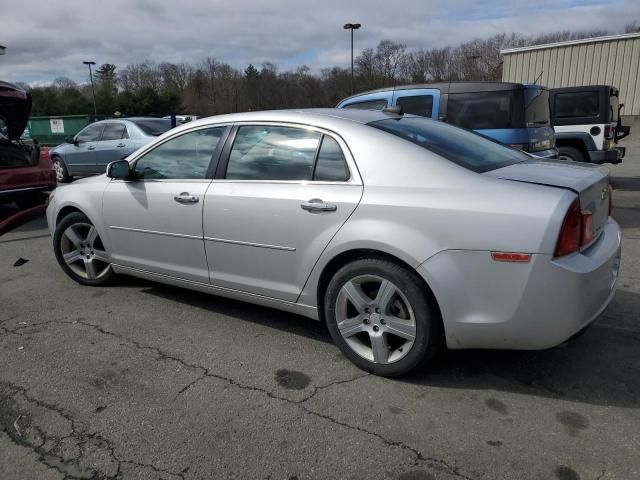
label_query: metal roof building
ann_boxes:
[501,32,640,116]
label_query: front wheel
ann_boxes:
[53,212,113,286]
[324,257,441,377]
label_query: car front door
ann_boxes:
[96,123,131,172]
[64,123,105,176]
[203,124,363,302]
[102,125,229,282]
[392,88,440,119]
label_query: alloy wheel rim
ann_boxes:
[335,275,416,364]
[60,222,111,280]
[53,160,64,181]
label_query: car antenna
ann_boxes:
[533,70,543,85]
[382,105,403,115]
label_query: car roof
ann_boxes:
[173,108,401,133]
[338,81,528,104]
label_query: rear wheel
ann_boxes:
[52,156,73,183]
[324,257,441,377]
[53,212,113,286]
[558,146,585,162]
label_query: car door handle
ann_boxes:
[301,199,337,212]
[174,192,199,204]
[116,143,126,148]
[87,146,95,150]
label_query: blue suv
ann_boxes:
[337,82,558,158]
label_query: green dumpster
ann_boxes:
[26,115,93,146]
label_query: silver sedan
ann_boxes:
[46,109,621,376]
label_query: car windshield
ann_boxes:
[131,119,173,136]
[369,117,529,173]
[524,87,550,126]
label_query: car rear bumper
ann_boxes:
[417,219,621,350]
[588,148,622,164]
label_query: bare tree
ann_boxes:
[374,40,407,84]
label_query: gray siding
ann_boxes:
[502,35,640,116]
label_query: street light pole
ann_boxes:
[343,23,361,95]
[83,61,97,117]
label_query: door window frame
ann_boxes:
[100,122,128,141]
[116,124,232,183]
[213,121,361,185]
[75,123,106,143]
[391,88,441,119]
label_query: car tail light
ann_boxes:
[581,210,594,245]
[555,199,582,257]
[608,184,613,216]
[604,125,614,140]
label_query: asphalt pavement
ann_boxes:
[1,142,639,479]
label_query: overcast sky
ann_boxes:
[1,0,639,85]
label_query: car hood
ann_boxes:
[0,81,32,140]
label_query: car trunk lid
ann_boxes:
[486,159,611,242]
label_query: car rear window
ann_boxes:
[524,88,550,126]
[369,117,529,173]
[447,91,522,130]
[131,119,173,136]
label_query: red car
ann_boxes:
[1,81,56,219]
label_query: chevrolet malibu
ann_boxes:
[46,109,621,376]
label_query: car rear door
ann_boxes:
[203,124,363,302]
[96,122,131,171]
[64,123,104,176]
[392,88,440,119]
[102,125,229,282]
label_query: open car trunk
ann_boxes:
[0,81,39,169]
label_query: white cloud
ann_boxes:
[0,0,638,83]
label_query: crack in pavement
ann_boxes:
[0,317,475,480]
[0,381,185,480]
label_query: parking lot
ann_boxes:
[1,141,639,479]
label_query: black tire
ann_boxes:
[558,146,586,163]
[52,156,73,183]
[324,257,441,377]
[53,212,113,286]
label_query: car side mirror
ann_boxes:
[66,136,78,145]
[106,160,132,179]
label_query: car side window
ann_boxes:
[343,99,388,110]
[76,124,104,143]
[554,91,599,118]
[101,123,127,141]
[313,136,350,182]
[225,126,321,181]
[133,127,226,180]
[396,95,433,117]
